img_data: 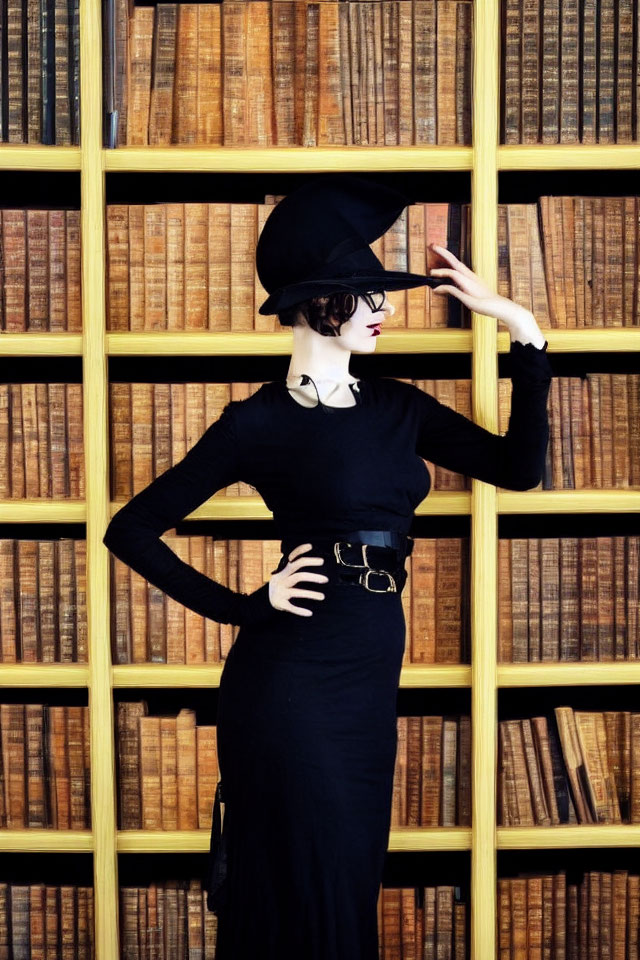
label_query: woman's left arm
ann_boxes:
[414,244,554,490]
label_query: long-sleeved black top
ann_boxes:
[102,339,552,630]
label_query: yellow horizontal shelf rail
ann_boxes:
[5,661,640,691]
[0,830,93,852]
[115,827,473,854]
[0,500,86,522]
[0,333,84,355]
[109,663,472,689]
[0,665,90,687]
[497,489,640,513]
[105,329,472,356]
[498,662,640,686]
[497,825,640,849]
[497,142,640,170]
[0,145,82,170]
[2,142,640,175]
[0,328,639,358]
[104,145,474,173]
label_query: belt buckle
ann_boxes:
[359,568,397,593]
[334,541,367,568]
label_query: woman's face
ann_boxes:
[331,291,395,352]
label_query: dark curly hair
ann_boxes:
[277,291,361,337]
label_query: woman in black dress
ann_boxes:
[102,175,552,959]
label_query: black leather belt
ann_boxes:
[278,530,413,594]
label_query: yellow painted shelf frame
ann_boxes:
[1,0,639,956]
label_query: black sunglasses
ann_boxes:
[360,291,387,312]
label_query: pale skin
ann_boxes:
[270,242,547,616]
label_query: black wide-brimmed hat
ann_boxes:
[256,173,447,316]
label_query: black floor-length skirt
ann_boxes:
[208,545,407,959]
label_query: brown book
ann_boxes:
[498,721,516,826]
[435,537,462,663]
[411,538,437,663]
[498,538,513,662]
[391,715,407,827]
[127,5,154,145]
[531,715,561,825]
[527,876,543,958]
[597,538,614,659]
[160,715,178,830]
[527,538,541,661]
[128,205,145,328]
[441,717,457,826]
[559,537,579,660]
[143,205,167,330]
[174,4,198,143]
[505,719,535,825]
[317,1,343,144]
[554,706,593,823]
[421,716,443,827]
[397,1,412,144]
[599,373,614,486]
[406,716,422,827]
[521,718,551,825]
[117,701,147,829]
[302,2,319,146]
[457,714,471,826]
[49,705,70,829]
[272,2,296,145]
[196,725,217,829]
[580,538,599,660]
[25,704,47,827]
[140,715,162,830]
[149,3,177,145]
[54,0,72,143]
[540,538,560,660]
[67,705,87,829]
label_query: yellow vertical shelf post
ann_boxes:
[470,0,501,955]
[79,0,119,953]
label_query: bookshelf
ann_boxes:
[2,0,640,957]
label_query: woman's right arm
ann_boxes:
[102,401,273,628]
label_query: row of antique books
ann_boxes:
[105,196,640,330]
[0,210,82,332]
[117,703,218,831]
[119,880,216,957]
[106,200,468,331]
[392,715,471,827]
[377,885,467,960]
[0,884,94,958]
[501,0,639,144]
[3,194,639,332]
[106,372,639,494]
[117,701,472,830]
[0,704,90,830]
[498,870,640,960]
[5,871,640,958]
[6,532,640,666]
[1,0,80,145]
[104,0,472,148]
[538,374,640,490]
[498,537,640,663]
[0,383,85,499]
[109,534,471,665]
[4,532,639,667]
[0,538,87,663]
[498,708,640,827]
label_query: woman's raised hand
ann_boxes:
[268,542,329,617]
[428,243,535,328]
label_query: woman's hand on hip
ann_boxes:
[268,543,329,617]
